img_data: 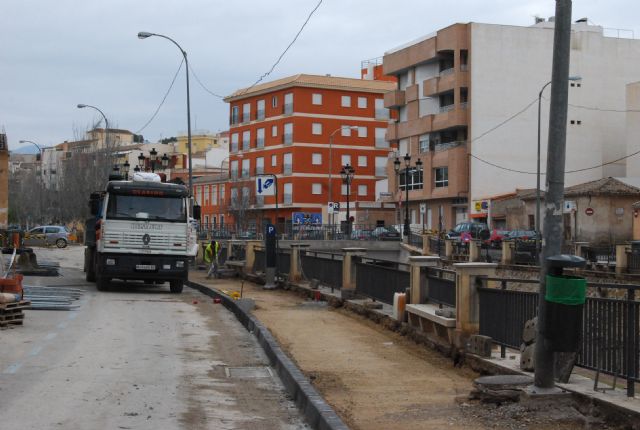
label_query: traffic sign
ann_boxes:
[585,207,594,216]
[256,176,275,196]
[266,223,277,237]
[420,203,426,214]
[328,201,340,214]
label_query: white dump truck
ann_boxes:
[84,172,199,293]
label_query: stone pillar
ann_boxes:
[453,262,498,343]
[244,240,263,274]
[289,243,310,282]
[342,247,367,298]
[445,239,453,259]
[409,256,441,304]
[469,240,481,262]
[616,244,629,275]
[501,241,514,265]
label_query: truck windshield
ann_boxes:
[106,195,186,222]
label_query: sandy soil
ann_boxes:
[190,273,594,430]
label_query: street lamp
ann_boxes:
[536,75,581,256]
[149,147,158,172]
[138,152,146,170]
[77,104,109,149]
[123,160,130,180]
[19,139,44,223]
[394,153,423,241]
[138,31,193,197]
[340,163,355,235]
[161,153,170,169]
[329,126,358,227]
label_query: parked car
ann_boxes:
[507,230,539,242]
[351,229,372,240]
[371,226,401,241]
[24,225,69,248]
[446,222,490,242]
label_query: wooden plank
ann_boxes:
[0,300,31,310]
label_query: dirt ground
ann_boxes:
[191,272,598,430]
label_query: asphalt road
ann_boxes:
[0,247,307,430]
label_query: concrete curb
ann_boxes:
[186,280,349,430]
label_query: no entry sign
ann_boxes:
[585,207,594,216]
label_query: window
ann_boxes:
[284,123,293,145]
[358,126,367,138]
[358,155,367,167]
[257,99,265,120]
[312,183,322,195]
[231,133,239,152]
[312,153,322,165]
[256,157,264,174]
[271,154,277,166]
[284,153,292,175]
[312,93,322,105]
[341,184,350,196]
[284,93,293,115]
[231,188,238,204]
[257,128,265,148]
[204,185,209,205]
[312,123,322,135]
[375,128,388,148]
[341,95,351,107]
[209,186,214,205]
[399,167,424,191]
[272,95,278,108]
[358,97,367,108]
[242,130,250,150]
[220,185,225,204]
[341,154,351,166]
[284,183,293,204]
[231,106,239,125]
[341,125,352,137]
[272,125,278,137]
[398,138,409,155]
[242,103,251,123]
[434,167,449,188]
[241,158,250,178]
[358,185,367,196]
[230,160,239,179]
[375,98,389,119]
[212,185,218,205]
[419,134,430,153]
[375,156,387,177]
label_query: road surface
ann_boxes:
[0,246,307,430]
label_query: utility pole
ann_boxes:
[534,0,573,389]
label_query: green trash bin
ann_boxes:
[544,274,587,352]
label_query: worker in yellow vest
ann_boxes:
[205,240,220,279]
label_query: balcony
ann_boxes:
[405,84,419,103]
[432,105,468,131]
[434,140,467,152]
[384,90,405,109]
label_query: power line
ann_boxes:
[136,58,184,134]
[189,63,225,99]
[541,94,640,113]
[239,0,323,95]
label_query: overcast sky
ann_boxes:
[2,0,639,150]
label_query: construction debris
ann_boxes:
[0,300,31,329]
[22,285,83,310]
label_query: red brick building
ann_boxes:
[213,74,396,232]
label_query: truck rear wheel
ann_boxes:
[169,280,183,294]
[85,248,96,282]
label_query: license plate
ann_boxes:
[136,264,156,271]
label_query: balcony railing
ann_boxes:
[231,142,238,153]
[256,166,264,175]
[375,167,387,176]
[284,103,293,115]
[241,169,250,178]
[439,67,455,76]
[231,171,238,180]
[460,102,468,110]
[256,110,265,121]
[230,114,239,125]
[434,140,467,152]
[438,104,455,113]
[375,138,390,149]
[256,138,265,149]
[242,139,250,151]
[284,134,293,145]
[283,164,292,175]
[284,193,293,205]
[461,64,469,72]
[242,113,251,123]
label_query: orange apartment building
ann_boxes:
[382,24,470,231]
[200,74,396,232]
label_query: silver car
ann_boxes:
[24,225,69,248]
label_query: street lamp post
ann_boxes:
[328,126,358,229]
[77,104,109,150]
[138,31,193,198]
[149,147,158,172]
[536,75,581,257]
[394,153,423,241]
[340,164,355,236]
[123,160,130,180]
[19,139,44,223]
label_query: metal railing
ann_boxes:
[409,232,423,248]
[428,236,446,257]
[355,257,410,304]
[284,134,293,145]
[256,138,265,149]
[257,110,265,121]
[283,164,292,175]
[582,245,616,267]
[439,67,455,76]
[425,267,456,307]
[478,278,639,397]
[301,250,343,290]
[283,193,292,205]
[513,240,538,265]
[284,104,293,115]
[438,104,455,113]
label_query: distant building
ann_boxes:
[0,132,8,227]
[383,19,640,230]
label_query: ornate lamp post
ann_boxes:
[340,163,355,235]
[138,152,146,171]
[161,153,170,169]
[394,153,423,240]
[123,160,130,180]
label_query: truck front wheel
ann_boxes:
[85,248,96,282]
[169,280,183,294]
[96,275,110,291]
